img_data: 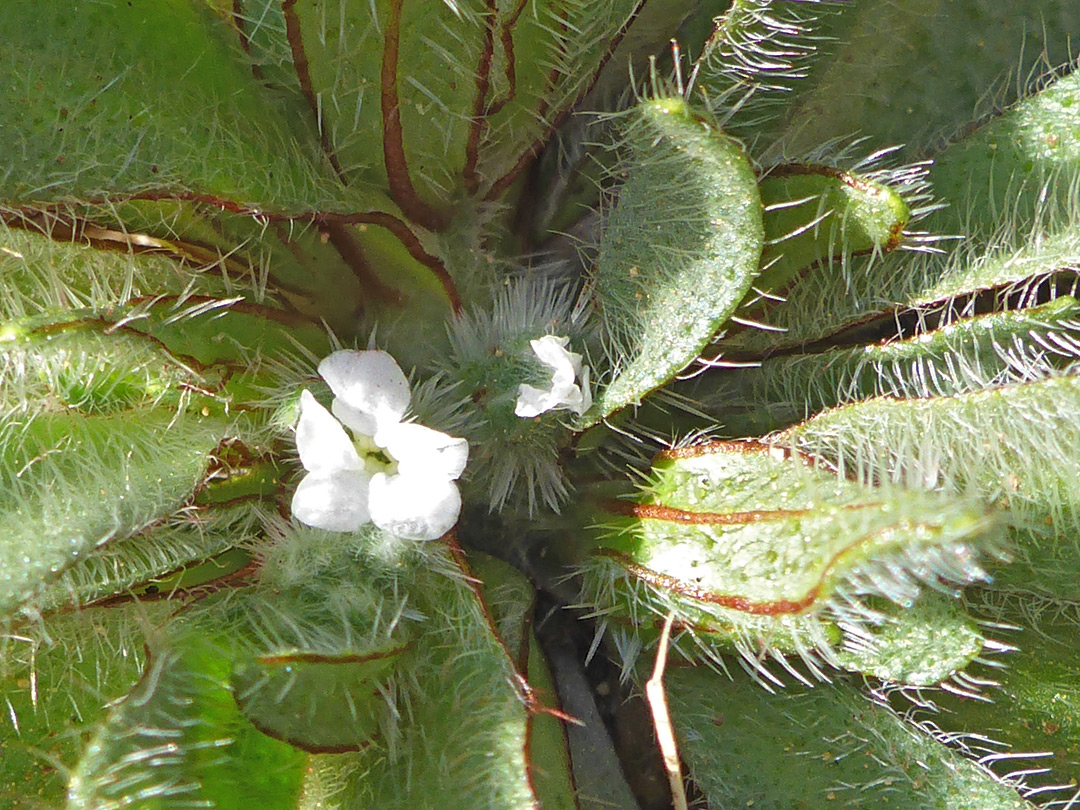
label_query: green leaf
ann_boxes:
[832,592,984,686]
[0,602,168,807]
[753,164,910,296]
[67,630,306,810]
[252,0,652,209]
[256,538,550,809]
[0,0,357,213]
[0,408,231,618]
[763,0,1077,162]
[581,439,999,682]
[467,553,578,810]
[666,661,1037,809]
[0,218,232,319]
[713,210,1080,363]
[914,592,1080,800]
[783,373,1080,600]
[695,24,1080,360]
[32,508,260,613]
[172,526,413,754]
[588,96,763,422]
[697,296,1080,435]
[928,70,1080,238]
[693,0,845,140]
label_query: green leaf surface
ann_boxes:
[337,545,541,809]
[713,211,1080,362]
[765,0,1077,161]
[754,165,910,295]
[917,593,1080,799]
[185,526,416,754]
[783,373,1080,599]
[0,325,212,415]
[0,408,230,618]
[268,0,482,218]
[0,219,232,319]
[693,0,847,139]
[266,538,547,809]
[928,70,1080,238]
[67,630,307,810]
[0,0,359,213]
[32,507,260,613]
[468,552,578,810]
[698,24,1080,360]
[831,592,984,686]
[698,295,1080,435]
[252,0,650,209]
[588,97,763,422]
[0,602,168,808]
[666,662,1035,810]
[582,439,998,681]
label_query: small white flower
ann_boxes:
[514,335,592,418]
[291,349,468,541]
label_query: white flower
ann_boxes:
[514,335,592,418]
[291,349,468,541]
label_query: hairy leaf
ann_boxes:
[588,96,763,422]
[581,440,999,682]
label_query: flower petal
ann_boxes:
[296,390,362,472]
[514,383,560,418]
[331,397,378,436]
[576,364,593,415]
[318,349,410,428]
[376,421,469,480]
[369,472,461,541]
[514,336,591,417]
[291,469,372,532]
[531,335,578,380]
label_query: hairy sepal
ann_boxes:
[443,279,580,512]
[587,97,763,423]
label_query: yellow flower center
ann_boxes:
[350,432,399,476]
